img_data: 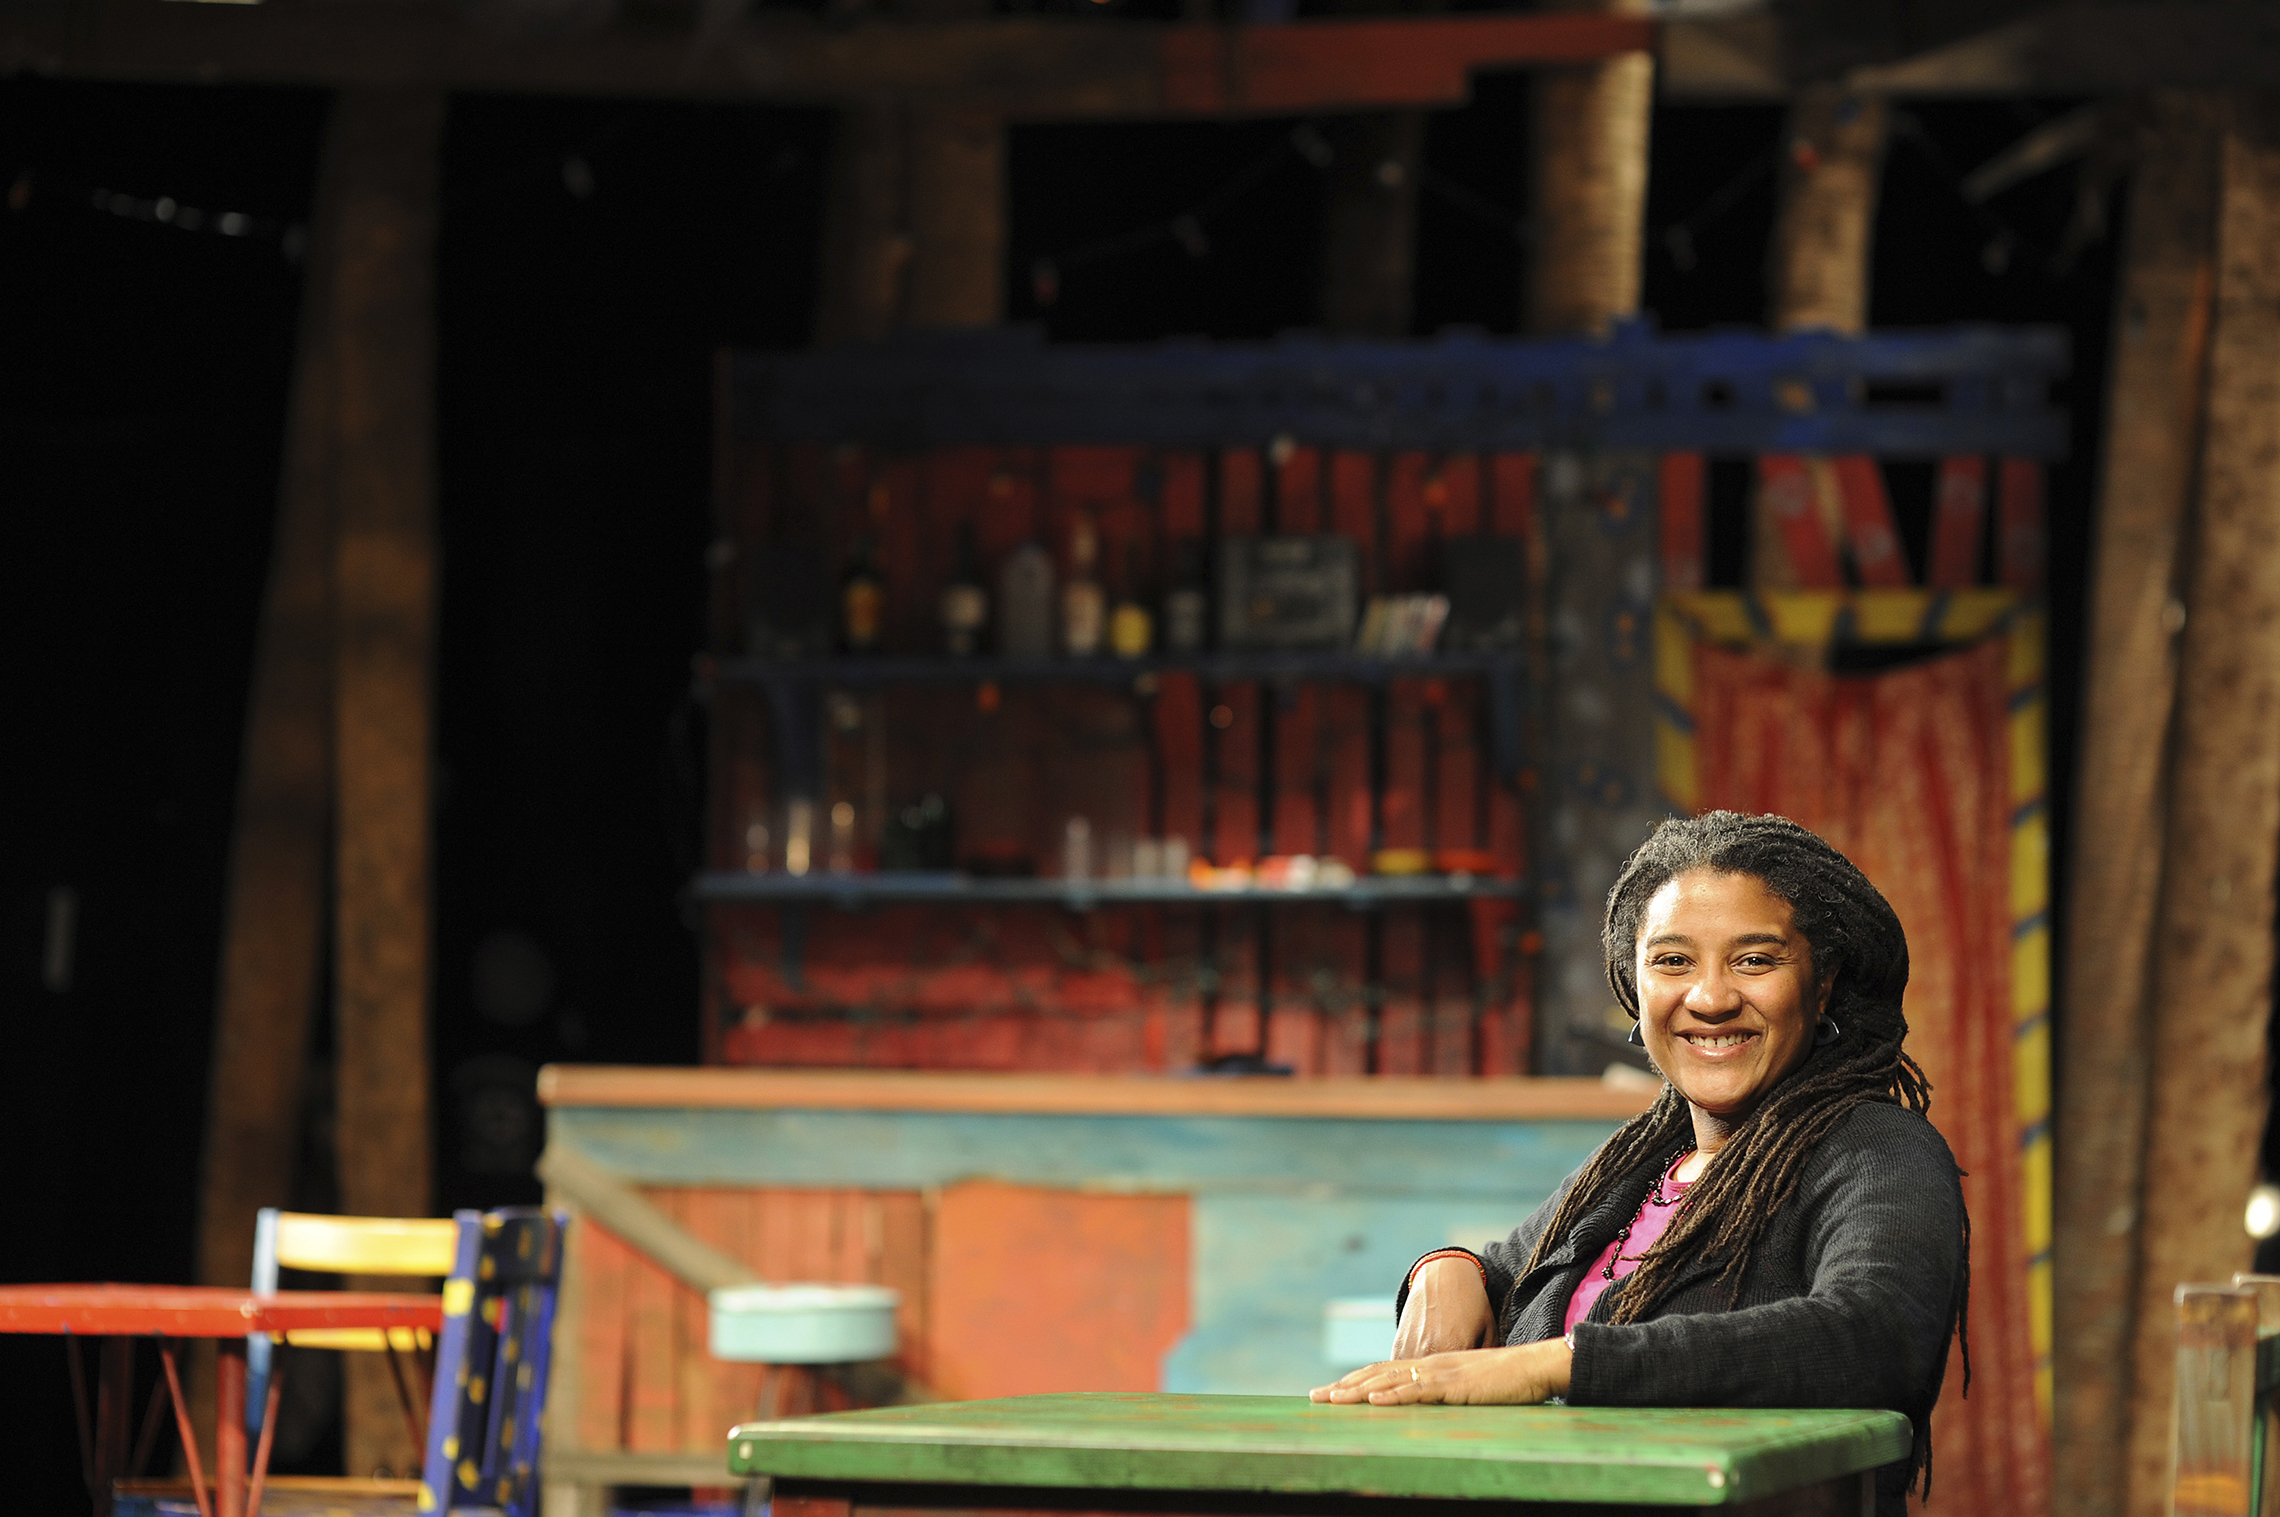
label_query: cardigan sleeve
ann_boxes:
[1564,1108,1964,1416]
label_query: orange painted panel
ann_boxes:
[929,1181,1190,1401]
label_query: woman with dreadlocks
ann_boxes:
[1311,812,1967,1515]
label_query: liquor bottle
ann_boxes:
[939,522,988,656]
[841,536,884,654]
[1109,539,1153,658]
[1062,513,1106,657]
[1162,538,1208,654]
[997,538,1055,659]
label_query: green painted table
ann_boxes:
[727,1393,1909,1517]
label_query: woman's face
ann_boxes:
[1634,868,1829,1122]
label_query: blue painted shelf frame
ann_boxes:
[730,321,2069,459]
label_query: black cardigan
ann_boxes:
[1394,1100,1966,1516]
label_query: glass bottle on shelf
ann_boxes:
[828,800,857,874]
[1109,538,1153,659]
[783,797,816,877]
[1062,513,1105,658]
[940,522,989,657]
[841,535,884,654]
[1162,538,1207,655]
[997,538,1055,659]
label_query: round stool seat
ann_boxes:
[709,1283,900,1365]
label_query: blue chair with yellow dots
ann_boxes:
[420,1208,565,1517]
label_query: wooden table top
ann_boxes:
[0,1284,445,1338]
[727,1392,1912,1507]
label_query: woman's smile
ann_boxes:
[1676,1028,1761,1054]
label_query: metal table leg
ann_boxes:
[88,1337,132,1517]
[215,1339,248,1517]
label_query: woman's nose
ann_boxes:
[1686,971,1741,1012]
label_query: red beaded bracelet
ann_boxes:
[1406,1248,1489,1291]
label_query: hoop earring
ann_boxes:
[1813,1016,1842,1047]
[1627,1019,1645,1046]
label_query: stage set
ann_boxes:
[29,7,2280,1517]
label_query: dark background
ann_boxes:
[1,77,2113,1505]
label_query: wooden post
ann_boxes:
[1765,85,1887,335]
[327,85,445,1479]
[1525,0,1651,336]
[1753,84,1887,588]
[1319,112,1426,337]
[903,107,1005,327]
[2124,92,2280,1517]
[2052,92,2222,1517]
[814,105,910,344]
[815,0,1006,341]
[1524,4,1651,1075]
[194,96,343,1295]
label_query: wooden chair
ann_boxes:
[422,1207,567,1517]
[247,1209,464,1454]
[115,1207,565,1517]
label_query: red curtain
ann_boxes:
[1692,635,2049,1517]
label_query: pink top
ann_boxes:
[1563,1167,1693,1333]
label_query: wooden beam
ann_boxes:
[0,1,1649,114]
[1526,0,1652,338]
[2051,93,2220,1517]
[1848,5,2280,97]
[325,85,445,1482]
[536,1146,760,1294]
[2121,91,2280,1517]
[194,107,339,1296]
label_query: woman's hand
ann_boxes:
[1389,1255,1495,1359]
[1307,1340,1573,1406]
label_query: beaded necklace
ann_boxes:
[1600,1146,1697,1282]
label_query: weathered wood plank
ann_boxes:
[2121,92,2280,1517]
[325,85,444,1482]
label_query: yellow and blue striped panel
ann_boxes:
[2008,610,2054,1426]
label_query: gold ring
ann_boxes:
[1410,1365,1420,1384]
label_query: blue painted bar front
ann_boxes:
[540,1071,1644,1398]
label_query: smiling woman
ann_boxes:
[1311,812,1968,1517]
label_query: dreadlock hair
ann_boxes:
[1518,812,1967,1491]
